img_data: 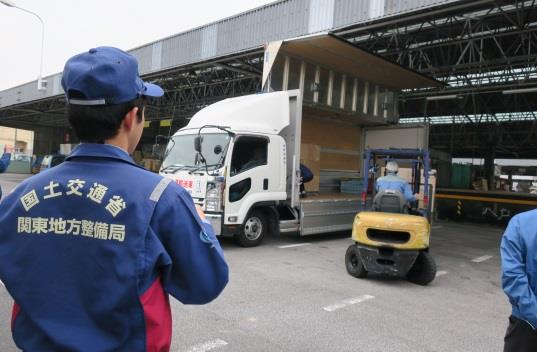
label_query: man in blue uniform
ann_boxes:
[501,212,537,351]
[299,163,314,197]
[0,150,11,199]
[376,161,416,204]
[0,47,228,351]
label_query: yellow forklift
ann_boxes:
[345,149,436,285]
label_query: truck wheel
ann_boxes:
[406,251,436,286]
[345,244,367,278]
[235,210,266,247]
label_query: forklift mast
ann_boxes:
[362,148,431,219]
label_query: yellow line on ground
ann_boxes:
[435,194,537,206]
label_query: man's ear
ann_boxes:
[122,106,138,131]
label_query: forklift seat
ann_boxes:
[373,190,408,214]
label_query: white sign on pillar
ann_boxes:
[262,40,284,91]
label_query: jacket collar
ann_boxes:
[66,143,140,167]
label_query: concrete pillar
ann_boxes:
[483,149,495,191]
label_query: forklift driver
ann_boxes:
[376,161,417,204]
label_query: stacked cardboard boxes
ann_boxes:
[141,158,162,173]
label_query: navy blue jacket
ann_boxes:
[300,164,314,183]
[501,210,537,329]
[0,144,228,351]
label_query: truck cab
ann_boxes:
[161,92,296,246]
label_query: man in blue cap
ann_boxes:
[501,212,537,351]
[0,47,228,351]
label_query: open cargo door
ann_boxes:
[279,90,303,208]
[262,33,443,125]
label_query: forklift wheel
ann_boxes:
[345,244,367,278]
[406,251,436,286]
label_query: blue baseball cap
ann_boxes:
[61,46,164,105]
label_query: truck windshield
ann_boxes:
[163,133,230,171]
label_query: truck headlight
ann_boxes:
[205,181,223,212]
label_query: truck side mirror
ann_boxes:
[194,136,201,152]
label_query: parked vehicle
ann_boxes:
[40,154,66,172]
[14,154,32,163]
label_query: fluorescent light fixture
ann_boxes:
[0,0,16,7]
[425,94,461,101]
[502,87,537,95]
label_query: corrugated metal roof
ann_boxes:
[0,0,461,108]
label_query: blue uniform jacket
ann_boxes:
[300,164,313,183]
[501,210,537,329]
[375,174,415,203]
[0,153,11,199]
[0,144,228,351]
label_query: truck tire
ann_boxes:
[235,210,266,247]
[345,244,367,278]
[406,251,436,286]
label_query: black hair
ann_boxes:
[67,96,146,143]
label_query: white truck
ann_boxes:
[159,34,439,246]
[161,90,363,246]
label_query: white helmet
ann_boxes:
[386,161,399,173]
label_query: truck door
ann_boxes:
[224,136,270,224]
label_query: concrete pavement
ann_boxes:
[0,173,509,351]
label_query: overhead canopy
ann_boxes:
[263,33,443,90]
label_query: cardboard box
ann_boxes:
[142,158,154,171]
[301,116,361,172]
[59,143,78,155]
[133,151,143,163]
[152,159,162,172]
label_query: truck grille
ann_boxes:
[366,229,410,244]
